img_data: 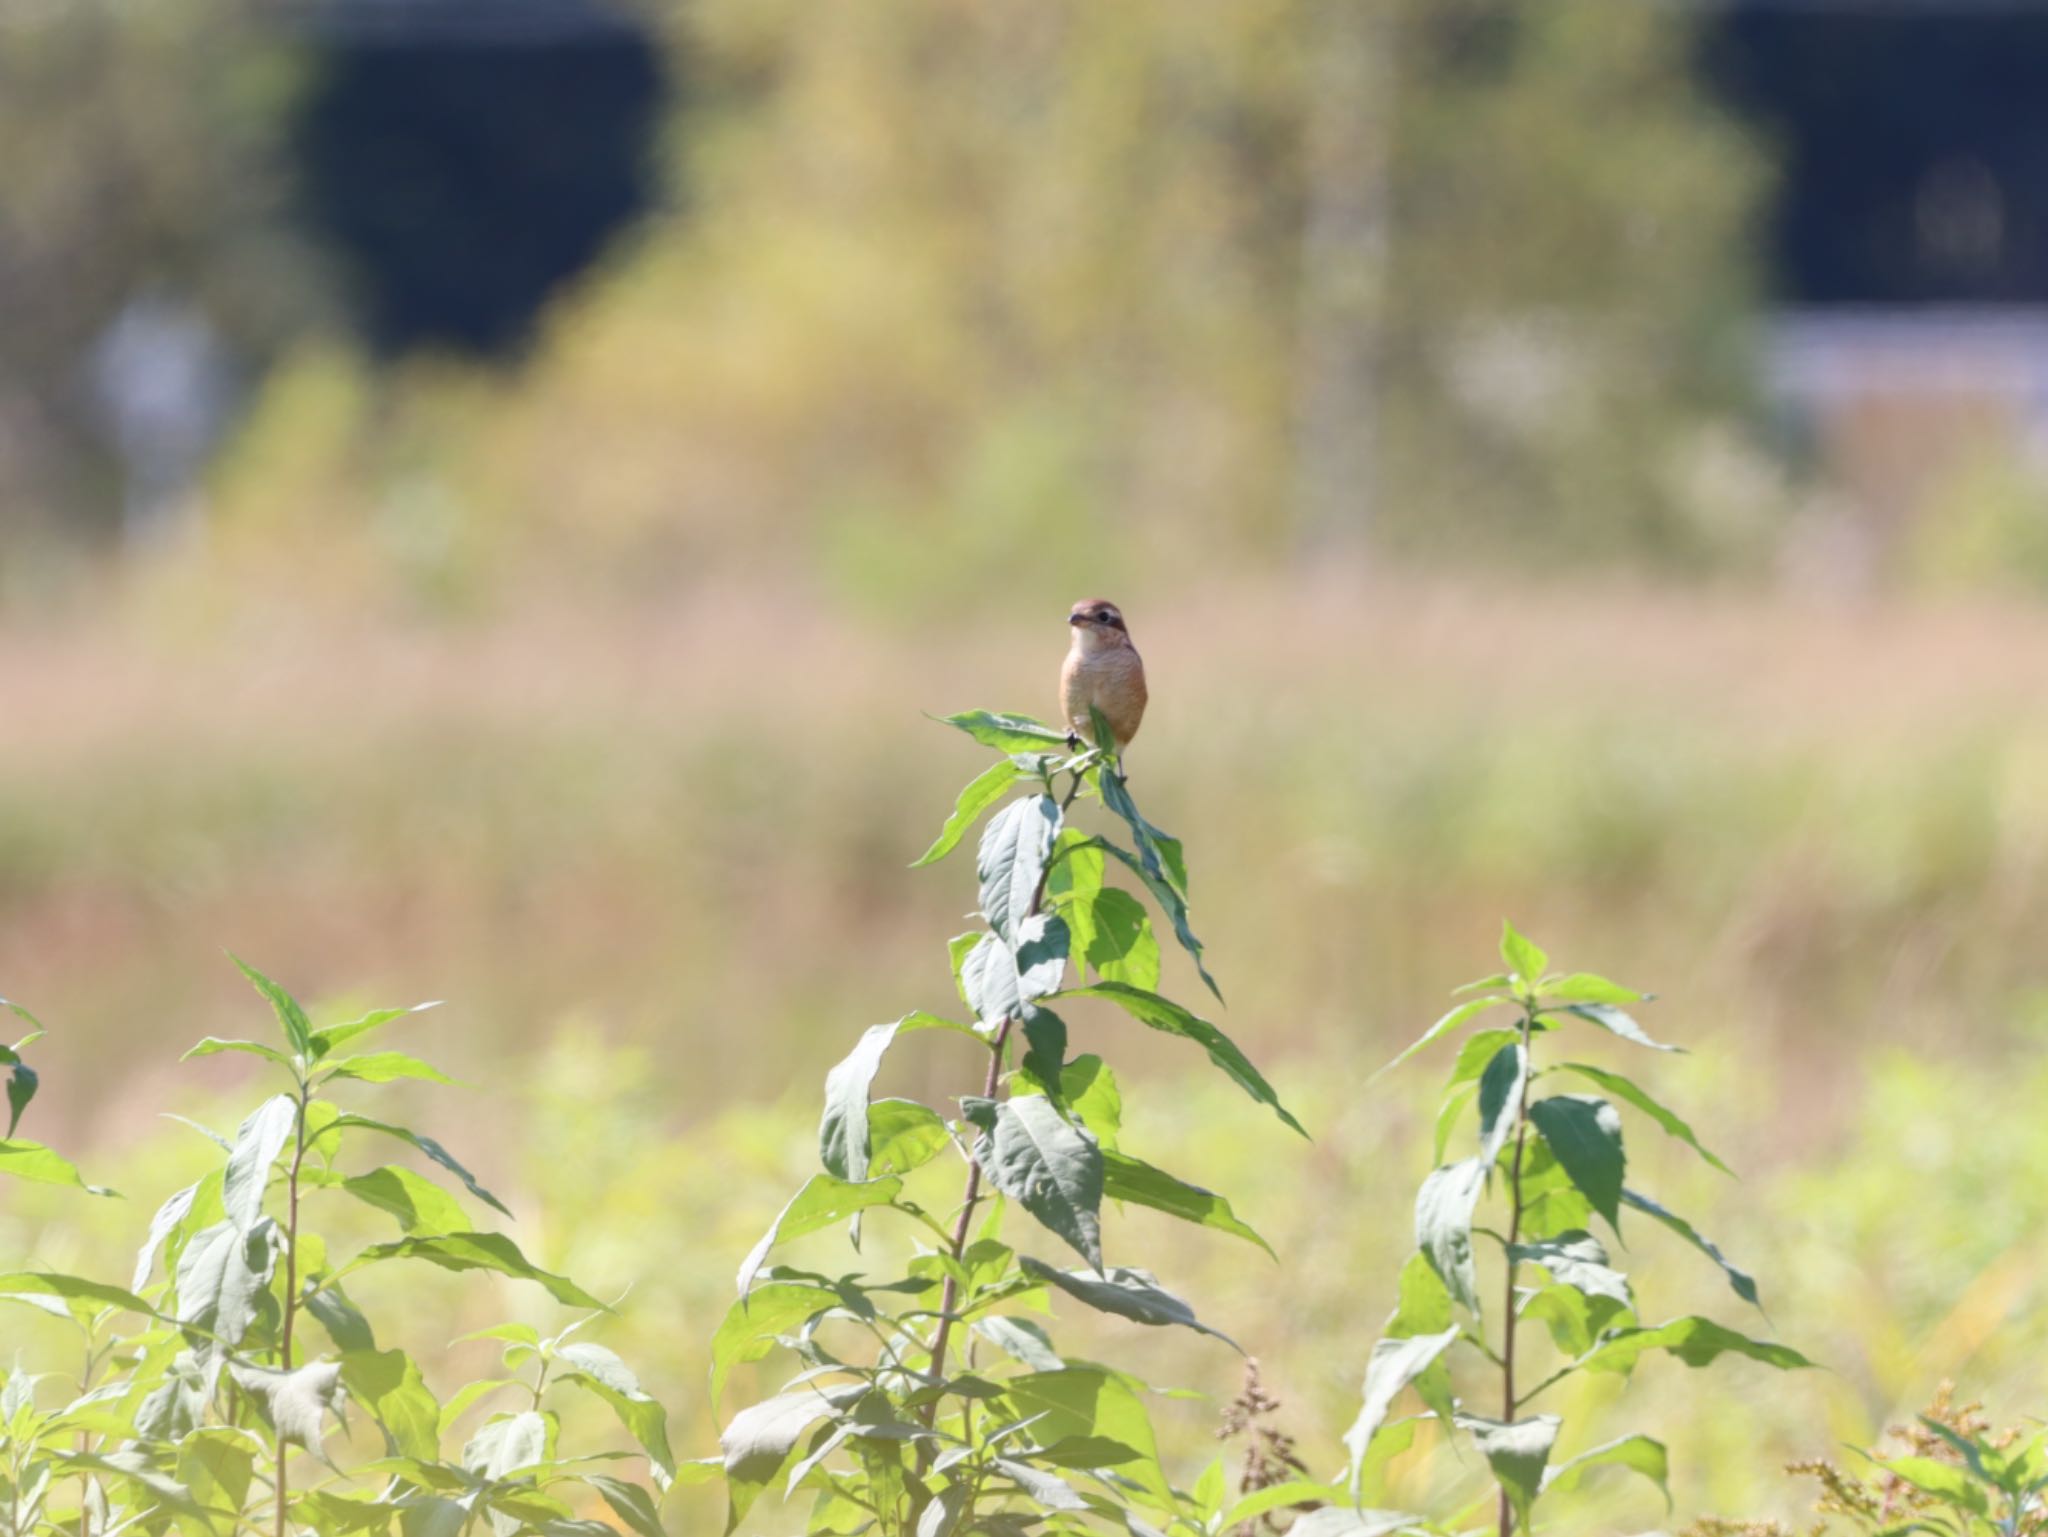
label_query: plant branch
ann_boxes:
[1497,1007,1536,1537]
[274,1085,309,1537]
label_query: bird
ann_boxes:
[1060,598,1148,753]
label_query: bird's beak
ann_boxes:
[1067,613,1086,626]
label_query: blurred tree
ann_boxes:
[0,0,321,570]
[202,0,1776,605]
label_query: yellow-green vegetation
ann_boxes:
[10,579,2048,1533]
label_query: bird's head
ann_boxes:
[1067,599,1132,652]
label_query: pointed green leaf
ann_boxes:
[320,1115,510,1217]
[914,759,1022,868]
[555,1341,673,1479]
[1457,1413,1560,1531]
[1499,923,1549,985]
[309,1001,440,1060]
[1344,1328,1460,1497]
[1575,1316,1814,1376]
[818,1014,970,1182]
[709,1281,838,1409]
[1477,1043,1526,1163]
[961,916,1069,1026]
[341,1166,470,1236]
[339,1232,606,1309]
[1554,1063,1731,1175]
[1508,1231,1631,1307]
[1621,1188,1760,1307]
[183,1038,295,1068]
[1528,1096,1625,1231]
[1543,973,1644,1005]
[936,711,1071,753]
[735,1174,904,1298]
[341,1349,440,1460]
[1017,1257,1237,1348]
[231,956,315,1060]
[964,1096,1103,1271]
[1054,981,1302,1135]
[223,1094,297,1232]
[1541,1434,1670,1508]
[1414,1157,1488,1316]
[0,1140,110,1193]
[1101,1150,1271,1256]
[1377,997,1512,1078]
[321,1052,456,1086]
[1559,1003,1679,1052]
[978,796,1061,943]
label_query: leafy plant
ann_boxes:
[1689,1387,2048,1537]
[714,708,1309,1534]
[0,964,689,1537]
[1341,922,1812,1536]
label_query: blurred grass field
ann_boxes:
[13,570,2048,1529]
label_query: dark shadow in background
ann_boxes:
[1708,3,2048,305]
[289,0,668,356]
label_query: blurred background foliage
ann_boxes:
[10,1,2048,1532]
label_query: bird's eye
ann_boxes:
[1096,610,1112,622]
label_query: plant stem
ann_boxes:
[922,765,1080,1426]
[1498,1008,1536,1537]
[275,1086,309,1537]
[921,1014,1013,1423]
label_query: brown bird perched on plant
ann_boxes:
[1061,598,1147,752]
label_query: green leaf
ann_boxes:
[1062,1056,1122,1151]
[1527,1096,1626,1231]
[339,1232,607,1309]
[1220,1481,1350,1529]
[937,711,1071,753]
[342,1166,471,1236]
[342,1349,441,1460]
[309,1001,440,1060]
[465,1407,553,1478]
[45,1449,207,1516]
[1476,1042,1526,1163]
[995,1368,1173,1511]
[721,1385,861,1532]
[1574,1316,1814,1376]
[1559,1003,1679,1052]
[1621,1188,1760,1307]
[1376,997,1512,1078]
[1880,1457,1992,1514]
[978,795,1062,944]
[961,916,1069,1026]
[818,1014,970,1183]
[1343,1328,1460,1497]
[1522,1282,1633,1359]
[972,1315,1064,1371]
[1553,1063,1732,1175]
[1088,777,1217,1000]
[1286,1508,1429,1536]
[175,1218,277,1347]
[867,1099,951,1177]
[1383,1254,1456,1423]
[231,956,315,1060]
[4,1058,34,1138]
[223,1094,297,1232]
[1499,923,1549,985]
[183,1038,295,1068]
[1447,1027,1522,1090]
[585,1474,668,1537]
[1542,1434,1670,1508]
[709,1282,839,1409]
[0,1139,110,1193]
[1045,830,1104,908]
[1543,973,1644,1005]
[0,1271,157,1317]
[1068,889,1160,991]
[914,759,1022,868]
[1414,1157,1488,1316]
[963,1096,1103,1270]
[554,1342,674,1480]
[735,1174,904,1298]
[1508,1231,1632,1307]
[1101,1150,1272,1255]
[1018,1257,1238,1348]
[321,1052,456,1086]
[232,1359,343,1452]
[1054,981,1303,1135]
[1457,1413,1560,1531]
[320,1115,511,1217]
[135,1180,203,1289]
